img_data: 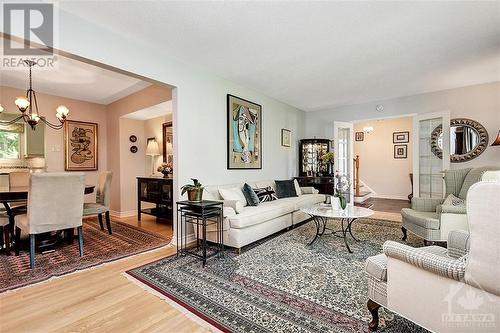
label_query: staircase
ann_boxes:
[353,155,374,207]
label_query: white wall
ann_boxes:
[49,11,305,198]
[306,82,500,169]
[354,117,413,200]
[144,114,172,176]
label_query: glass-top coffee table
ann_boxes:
[301,204,374,253]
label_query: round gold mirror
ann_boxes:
[431,118,488,163]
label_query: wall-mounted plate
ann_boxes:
[129,135,137,143]
[130,145,138,153]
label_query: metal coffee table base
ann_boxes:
[308,215,360,253]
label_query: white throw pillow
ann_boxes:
[443,194,465,207]
[219,187,247,208]
[293,179,302,196]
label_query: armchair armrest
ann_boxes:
[411,197,444,212]
[437,204,467,215]
[447,230,470,259]
[300,187,319,194]
[383,241,466,281]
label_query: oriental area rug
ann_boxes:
[0,218,170,293]
[126,218,429,332]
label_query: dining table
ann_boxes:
[0,184,95,253]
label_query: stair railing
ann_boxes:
[354,155,360,196]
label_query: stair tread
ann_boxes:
[354,191,371,197]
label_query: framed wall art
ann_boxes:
[162,122,173,164]
[394,144,408,159]
[393,131,409,143]
[355,132,364,141]
[227,94,262,169]
[281,129,291,147]
[64,120,98,171]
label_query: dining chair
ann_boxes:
[14,172,85,269]
[8,172,30,212]
[0,210,10,253]
[83,171,113,235]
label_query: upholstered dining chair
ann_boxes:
[0,210,10,253]
[8,171,30,212]
[83,171,113,235]
[14,172,85,269]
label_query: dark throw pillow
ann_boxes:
[252,186,278,203]
[274,179,298,199]
[242,183,260,206]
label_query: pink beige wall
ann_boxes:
[1,85,107,202]
[106,85,172,213]
[354,116,413,200]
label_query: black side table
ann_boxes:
[176,200,224,267]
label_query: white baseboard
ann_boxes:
[109,210,137,218]
[372,194,409,201]
[169,233,195,246]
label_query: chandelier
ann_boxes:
[0,60,69,130]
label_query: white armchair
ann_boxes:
[366,181,500,332]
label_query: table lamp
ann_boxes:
[146,138,160,176]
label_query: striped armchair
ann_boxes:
[366,181,500,332]
[401,166,499,243]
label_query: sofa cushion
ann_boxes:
[242,183,260,206]
[401,208,440,229]
[275,179,298,199]
[228,200,295,229]
[219,187,247,208]
[294,179,302,196]
[253,186,278,203]
[280,194,325,210]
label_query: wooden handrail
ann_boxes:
[354,155,360,196]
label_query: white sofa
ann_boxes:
[201,180,325,250]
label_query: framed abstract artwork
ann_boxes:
[355,132,364,141]
[281,129,291,147]
[393,131,409,143]
[64,120,98,171]
[227,94,262,169]
[394,144,408,159]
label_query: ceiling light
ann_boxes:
[0,60,69,130]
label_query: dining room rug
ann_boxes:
[0,218,170,293]
[126,218,429,333]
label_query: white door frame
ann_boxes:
[413,110,451,198]
[333,121,354,204]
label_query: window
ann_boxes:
[0,130,21,160]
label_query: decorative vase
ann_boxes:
[162,172,170,178]
[187,188,204,202]
[331,196,340,210]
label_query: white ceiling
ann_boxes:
[0,39,151,105]
[60,1,500,111]
[123,101,172,120]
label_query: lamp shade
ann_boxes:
[491,130,500,146]
[146,139,160,155]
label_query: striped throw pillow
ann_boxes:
[252,186,278,203]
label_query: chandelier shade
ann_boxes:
[0,60,69,130]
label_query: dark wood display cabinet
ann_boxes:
[137,177,173,223]
[297,138,335,195]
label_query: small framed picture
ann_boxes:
[355,132,364,141]
[281,129,291,147]
[393,131,409,143]
[394,144,408,159]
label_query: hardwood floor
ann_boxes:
[119,214,173,239]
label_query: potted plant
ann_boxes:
[181,178,204,202]
[157,162,173,178]
[320,152,334,176]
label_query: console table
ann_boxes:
[137,176,173,223]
